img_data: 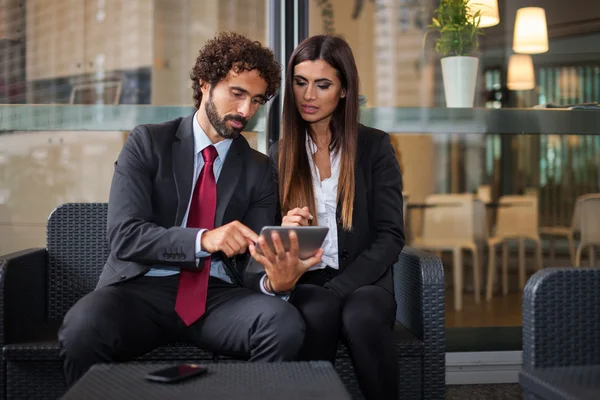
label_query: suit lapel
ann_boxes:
[173,114,196,226]
[215,136,244,227]
[216,137,246,286]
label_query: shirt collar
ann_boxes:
[193,111,233,161]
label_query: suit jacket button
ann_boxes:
[341,250,349,260]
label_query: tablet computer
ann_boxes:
[259,226,329,260]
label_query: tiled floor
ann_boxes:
[446,384,522,400]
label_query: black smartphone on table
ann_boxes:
[145,364,208,383]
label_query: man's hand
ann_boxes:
[282,207,313,227]
[201,221,258,257]
[249,230,323,293]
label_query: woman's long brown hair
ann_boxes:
[279,35,359,231]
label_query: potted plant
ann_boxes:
[429,0,483,107]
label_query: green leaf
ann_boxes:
[428,0,484,57]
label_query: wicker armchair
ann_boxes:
[520,267,600,399]
[0,203,445,400]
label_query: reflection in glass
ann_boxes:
[308,0,600,339]
[468,0,499,28]
[0,0,599,353]
[513,7,549,54]
[507,55,535,91]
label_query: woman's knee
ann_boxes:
[292,284,343,321]
[341,286,396,338]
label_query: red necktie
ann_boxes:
[175,145,218,326]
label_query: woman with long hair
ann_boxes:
[251,34,404,400]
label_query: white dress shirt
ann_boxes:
[305,134,340,271]
[260,134,340,297]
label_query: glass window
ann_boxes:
[2,0,600,356]
[308,0,600,351]
[0,0,269,255]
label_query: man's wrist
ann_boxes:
[260,274,274,295]
[199,229,209,252]
[196,229,210,259]
[265,276,293,296]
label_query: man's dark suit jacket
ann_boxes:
[97,113,277,289]
[268,124,405,298]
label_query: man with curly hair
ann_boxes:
[58,32,322,386]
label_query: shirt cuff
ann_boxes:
[195,229,210,259]
[259,275,289,301]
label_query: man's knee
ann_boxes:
[59,311,93,360]
[268,300,306,354]
[59,291,117,361]
[254,299,306,359]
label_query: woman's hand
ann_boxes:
[282,207,313,227]
[249,230,323,293]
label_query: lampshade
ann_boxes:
[468,0,500,28]
[513,7,549,54]
[507,54,535,90]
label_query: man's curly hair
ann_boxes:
[190,32,281,109]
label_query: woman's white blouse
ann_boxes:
[305,135,340,271]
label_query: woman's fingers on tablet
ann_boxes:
[300,207,313,221]
[281,216,300,227]
[287,207,313,220]
[283,215,306,226]
[296,207,313,220]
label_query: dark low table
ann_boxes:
[520,365,600,400]
[62,361,352,400]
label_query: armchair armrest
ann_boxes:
[393,246,445,399]
[393,246,445,340]
[523,267,600,369]
[0,248,48,345]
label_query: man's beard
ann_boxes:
[205,94,248,140]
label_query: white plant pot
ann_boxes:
[441,56,479,108]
